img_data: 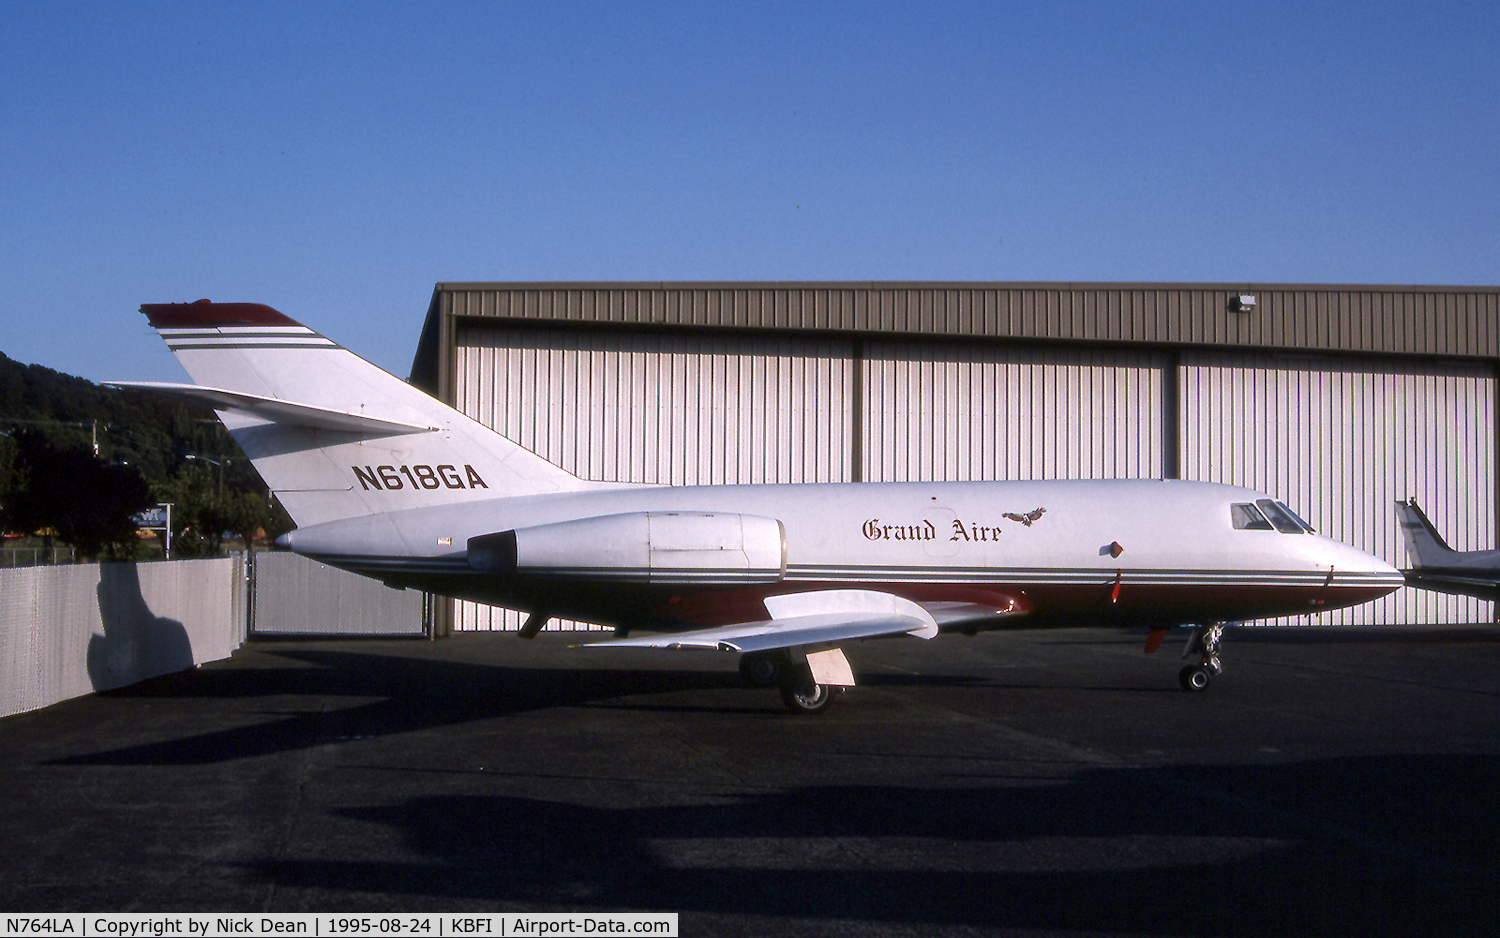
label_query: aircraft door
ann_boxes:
[922,504,960,558]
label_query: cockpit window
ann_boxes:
[1275,500,1316,534]
[1230,503,1274,530]
[1256,498,1316,534]
[1233,500,1317,534]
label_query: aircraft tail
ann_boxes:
[111,300,593,528]
[1395,497,1461,568]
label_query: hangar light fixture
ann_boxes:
[1229,294,1258,313]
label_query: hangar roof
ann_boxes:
[412,281,1500,393]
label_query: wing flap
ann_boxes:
[106,381,436,435]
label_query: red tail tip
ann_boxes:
[140,300,300,328]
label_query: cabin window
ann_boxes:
[1256,498,1315,534]
[1231,503,1274,530]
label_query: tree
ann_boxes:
[2,430,155,560]
[0,351,292,558]
[155,458,290,557]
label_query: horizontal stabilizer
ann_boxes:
[1402,572,1500,602]
[106,381,437,435]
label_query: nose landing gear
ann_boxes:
[1178,624,1224,692]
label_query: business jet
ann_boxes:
[109,300,1404,712]
[1395,498,1500,601]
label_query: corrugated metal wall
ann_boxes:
[452,327,853,630]
[438,282,1500,360]
[455,330,1168,491]
[863,342,1167,482]
[1181,353,1496,625]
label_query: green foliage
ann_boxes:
[155,459,290,557]
[3,430,154,560]
[0,350,293,558]
[0,350,176,480]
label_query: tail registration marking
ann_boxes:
[353,464,489,491]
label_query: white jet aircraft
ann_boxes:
[1395,498,1500,601]
[110,300,1405,712]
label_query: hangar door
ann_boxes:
[861,342,1169,482]
[1181,353,1496,625]
[451,326,854,630]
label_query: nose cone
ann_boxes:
[1325,538,1406,606]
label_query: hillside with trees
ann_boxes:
[0,351,290,561]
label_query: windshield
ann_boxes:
[1256,498,1315,534]
[1274,500,1316,533]
[1231,499,1316,534]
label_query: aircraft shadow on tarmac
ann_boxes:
[59,645,999,767]
[62,649,746,765]
[1035,624,1500,648]
[61,629,1393,768]
[38,639,1500,935]
[1224,624,1500,645]
[237,753,1500,937]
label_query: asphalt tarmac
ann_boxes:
[2,624,1499,937]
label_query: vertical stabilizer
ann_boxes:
[129,300,594,527]
[1395,498,1460,568]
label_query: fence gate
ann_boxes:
[249,551,428,636]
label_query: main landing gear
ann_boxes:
[779,667,836,715]
[1178,624,1224,692]
[738,648,845,715]
[738,649,790,688]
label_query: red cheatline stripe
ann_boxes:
[140,299,301,328]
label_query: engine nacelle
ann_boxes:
[468,511,787,584]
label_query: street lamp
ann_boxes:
[184,454,225,497]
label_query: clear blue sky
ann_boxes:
[3,1,1497,384]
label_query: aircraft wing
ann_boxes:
[584,588,944,654]
[105,381,437,435]
[916,599,1031,630]
[585,611,936,654]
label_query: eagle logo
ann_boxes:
[1003,507,1046,527]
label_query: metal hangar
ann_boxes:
[408,281,1500,630]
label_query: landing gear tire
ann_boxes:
[779,667,835,715]
[1179,664,1212,692]
[739,650,791,687]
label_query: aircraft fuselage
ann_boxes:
[281,478,1400,630]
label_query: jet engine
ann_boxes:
[468,511,786,584]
